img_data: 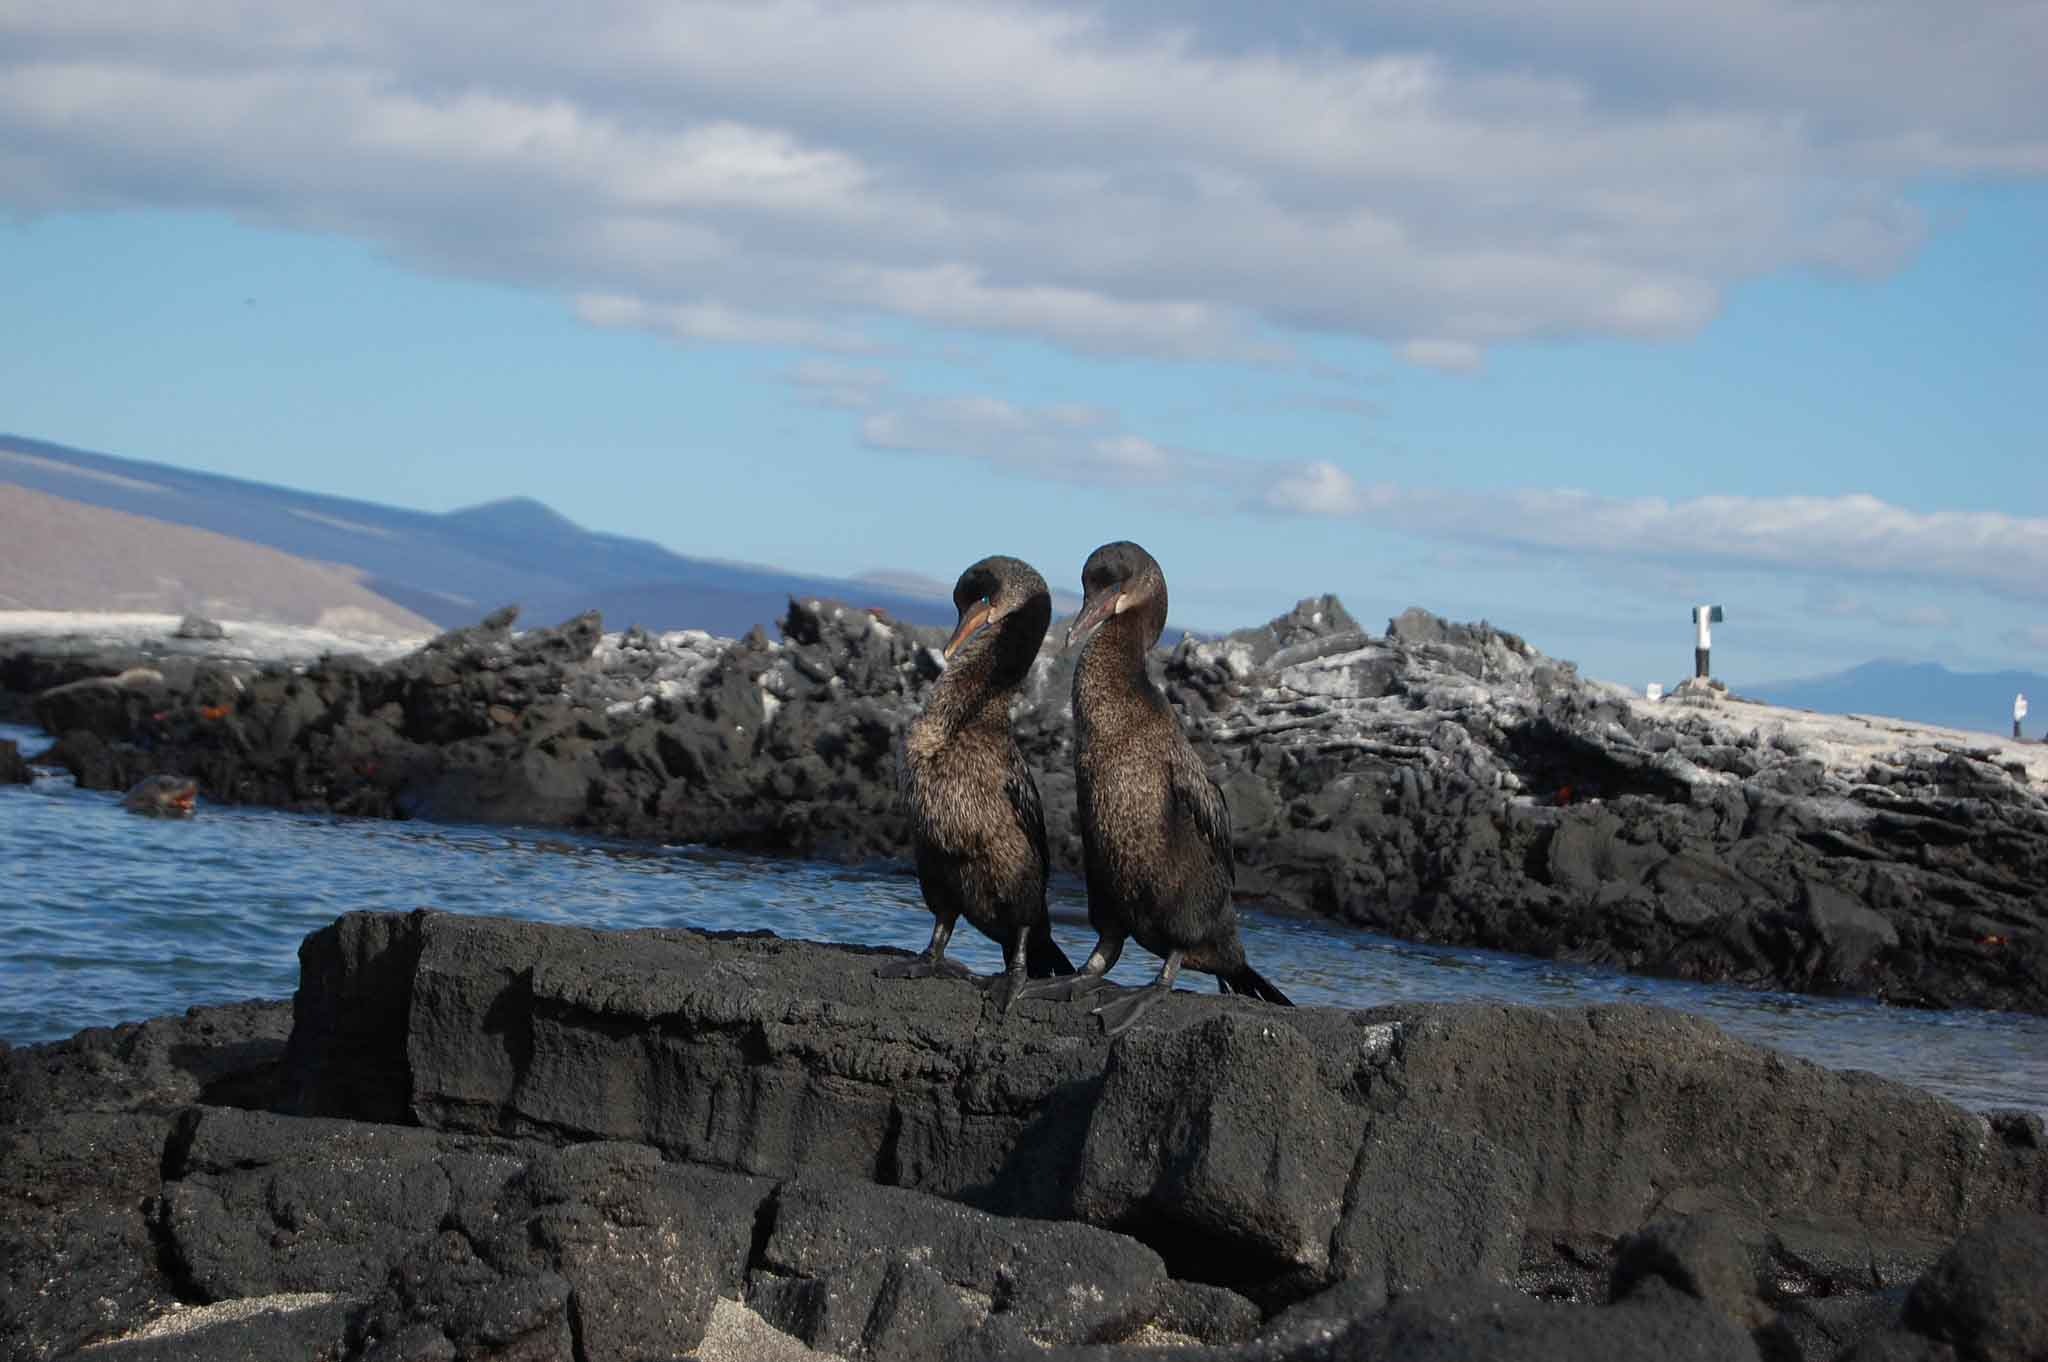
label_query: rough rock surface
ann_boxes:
[6,597,2048,1014]
[0,1001,294,1362]
[4,911,2046,1361]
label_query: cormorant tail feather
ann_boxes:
[1027,928,1077,978]
[1220,964,1292,1006]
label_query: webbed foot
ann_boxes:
[1011,972,1115,1007]
[876,953,974,982]
[987,968,1027,1016]
[1091,982,1170,1038]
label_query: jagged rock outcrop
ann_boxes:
[1160,604,2048,1016]
[4,911,2045,1361]
[7,595,2047,1014]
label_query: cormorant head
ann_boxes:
[1065,540,1167,650]
[943,555,1052,663]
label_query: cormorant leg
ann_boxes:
[876,915,974,981]
[1014,935,1123,1004]
[1092,950,1183,1038]
[988,926,1033,1015]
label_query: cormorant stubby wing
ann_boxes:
[1005,748,1051,884]
[1168,748,1235,887]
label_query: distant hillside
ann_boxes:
[0,483,436,634]
[0,434,959,637]
[1746,659,2048,738]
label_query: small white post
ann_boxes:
[2016,693,2029,741]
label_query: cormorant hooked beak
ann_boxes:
[943,599,996,660]
[1063,588,1128,650]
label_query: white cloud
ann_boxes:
[839,262,1264,360]
[785,360,894,410]
[1095,434,1174,478]
[1316,487,2048,602]
[3,1,2040,365]
[574,294,876,354]
[1262,461,1374,516]
[851,390,1231,491]
[791,343,2048,603]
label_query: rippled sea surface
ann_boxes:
[4,722,2045,1117]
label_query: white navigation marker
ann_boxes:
[1691,605,1724,680]
[2016,692,2029,740]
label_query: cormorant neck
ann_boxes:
[1077,609,1158,696]
[928,632,1029,733]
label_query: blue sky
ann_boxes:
[2,2,2044,689]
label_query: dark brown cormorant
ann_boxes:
[1024,540,1291,1035]
[885,555,1074,1003]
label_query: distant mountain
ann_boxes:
[1745,659,2047,738]
[0,434,960,638]
[0,482,438,635]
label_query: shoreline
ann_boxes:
[4,597,2044,1020]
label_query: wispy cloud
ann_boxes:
[1261,460,1378,516]
[790,351,2048,602]
[1810,590,1868,620]
[1808,591,1957,630]
[855,392,1229,490]
[1397,340,1485,374]
[3,2,2040,367]
[2004,624,2048,653]
[1477,491,2048,600]
[1257,471,2048,600]
[1901,604,1956,631]
[785,360,894,410]
[574,294,876,355]
[1287,393,1384,420]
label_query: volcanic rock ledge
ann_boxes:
[6,595,2047,1014]
[4,911,2046,1361]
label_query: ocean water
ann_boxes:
[3,722,2045,1118]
